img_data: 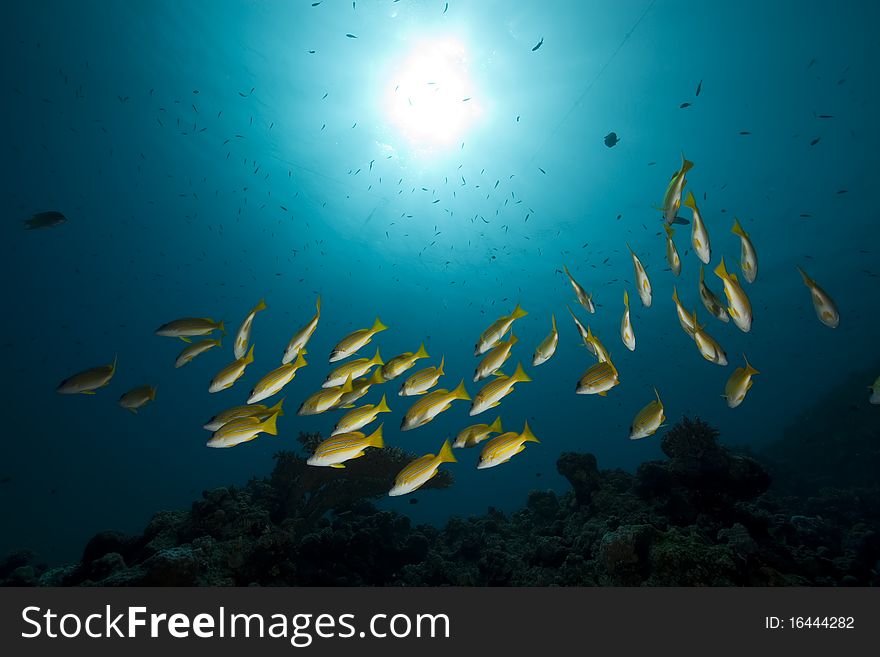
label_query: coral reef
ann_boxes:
[3,420,878,587]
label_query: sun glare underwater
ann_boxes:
[2,0,879,585]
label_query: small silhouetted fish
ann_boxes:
[680,102,691,108]
[444,2,448,13]
[0,476,10,484]
[800,213,812,217]
[532,37,543,51]
[739,131,751,135]
[346,33,358,38]
[810,137,820,146]
[818,114,833,119]
[604,131,620,147]
[308,50,316,54]
[647,161,656,166]
[695,79,702,96]
[807,58,816,68]
[538,167,546,174]
[24,211,66,230]
[409,498,418,504]
[535,472,542,478]
[837,189,847,194]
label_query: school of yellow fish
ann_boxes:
[55,154,864,497]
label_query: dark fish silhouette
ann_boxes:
[680,102,692,108]
[695,79,702,96]
[346,33,358,39]
[532,37,543,51]
[739,131,751,135]
[604,132,620,147]
[24,211,66,230]
[810,137,820,146]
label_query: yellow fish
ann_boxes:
[477,421,540,469]
[282,296,320,364]
[453,416,503,448]
[628,244,652,307]
[209,344,255,393]
[690,310,728,366]
[576,360,620,396]
[57,355,117,395]
[714,257,752,333]
[586,325,612,363]
[298,374,354,415]
[724,355,759,408]
[532,314,558,366]
[699,265,729,323]
[247,351,307,404]
[567,305,592,348]
[381,343,429,381]
[338,369,386,408]
[331,394,392,436]
[401,380,470,431]
[324,348,382,388]
[869,376,880,405]
[118,385,156,413]
[234,299,267,359]
[621,290,636,352]
[307,424,384,468]
[175,337,222,368]
[400,357,445,396]
[630,388,665,440]
[563,265,595,313]
[388,439,456,496]
[797,266,839,328]
[671,287,697,337]
[664,224,682,276]
[469,363,531,416]
[207,409,280,449]
[330,317,388,362]
[155,317,224,342]
[660,152,694,225]
[474,333,517,382]
[732,219,758,283]
[204,398,284,432]
[474,304,528,356]
[683,191,711,264]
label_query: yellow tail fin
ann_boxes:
[550,314,556,331]
[110,354,118,374]
[261,410,280,436]
[269,397,285,417]
[681,154,694,173]
[437,356,445,376]
[672,286,679,303]
[520,420,540,443]
[367,423,384,448]
[253,299,267,313]
[731,218,747,238]
[508,333,519,346]
[664,224,675,238]
[438,439,457,463]
[510,303,528,320]
[451,380,471,401]
[414,343,429,359]
[217,320,226,335]
[489,416,503,434]
[315,295,321,316]
[623,290,629,308]
[370,317,388,334]
[683,190,696,209]
[294,352,308,369]
[796,266,811,286]
[369,369,385,384]
[714,257,728,280]
[654,387,662,404]
[376,394,391,414]
[341,374,354,394]
[743,354,760,376]
[244,344,255,364]
[371,348,384,366]
[512,362,532,383]
[149,386,157,400]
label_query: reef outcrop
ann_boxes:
[3,419,878,587]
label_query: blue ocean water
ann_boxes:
[2,0,878,565]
